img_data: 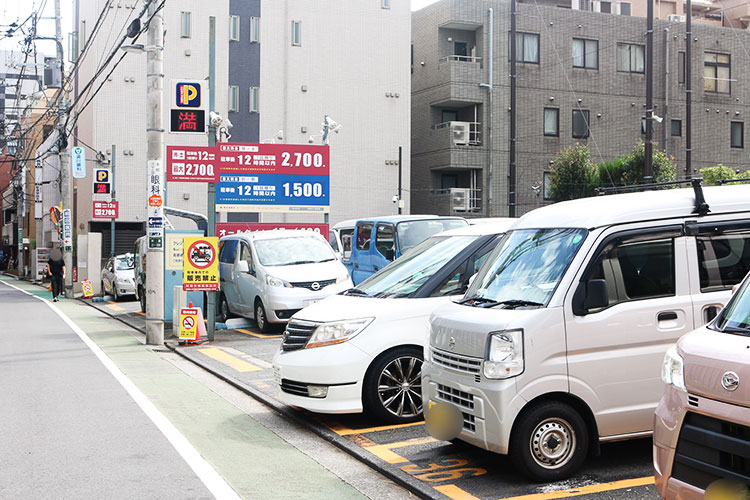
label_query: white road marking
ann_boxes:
[0,280,242,500]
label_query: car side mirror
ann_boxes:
[237,260,250,274]
[584,279,608,310]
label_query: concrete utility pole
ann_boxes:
[111,145,116,257]
[509,0,516,217]
[685,0,692,179]
[54,0,73,296]
[145,0,165,345]
[207,16,217,341]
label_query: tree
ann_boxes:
[700,165,743,185]
[548,144,596,202]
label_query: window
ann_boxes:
[618,1,632,15]
[219,239,238,263]
[731,121,744,148]
[543,172,552,200]
[181,12,191,38]
[240,243,254,273]
[229,86,239,112]
[697,232,750,292]
[617,43,644,73]
[356,223,373,251]
[544,108,559,137]
[376,224,396,260]
[340,229,354,260]
[230,15,240,41]
[678,51,685,84]
[329,231,340,253]
[671,119,682,137]
[382,0,391,8]
[291,20,301,46]
[80,20,87,53]
[68,32,79,63]
[572,38,598,69]
[250,17,260,43]
[442,110,458,123]
[509,32,539,64]
[572,109,590,138]
[441,174,458,190]
[705,52,731,93]
[249,87,259,113]
[641,117,647,134]
[432,238,499,297]
[581,233,676,313]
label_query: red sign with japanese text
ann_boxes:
[216,223,329,239]
[92,201,119,219]
[217,143,329,177]
[166,145,219,182]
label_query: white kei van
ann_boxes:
[423,183,750,482]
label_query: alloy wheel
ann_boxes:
[377,355,423,418]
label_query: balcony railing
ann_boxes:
[439,55,482,64]
[432,121,482,146]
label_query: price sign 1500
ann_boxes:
[282,182,324,198]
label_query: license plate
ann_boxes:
[273,365,281,385]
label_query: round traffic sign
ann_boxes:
[182,316,195,330]
[186,240,216,269]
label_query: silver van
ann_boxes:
[218,230,352,332]
[423,184,750,481]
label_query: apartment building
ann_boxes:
[411,0,750,216]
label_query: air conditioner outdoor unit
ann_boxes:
[450,188,471,212]
[667,14,686,22]
[451,121,469,145]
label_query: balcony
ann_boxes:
[431,121,482,147]
[421,188,483,216]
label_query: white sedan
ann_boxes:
[101,253,136,301]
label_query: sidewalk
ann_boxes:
[1,277,373,500]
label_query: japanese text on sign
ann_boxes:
[93,201,118,219]
[182,237,219,291]
[216,174,330,213]
[217,143,329,176]
[166,146,219,182]
[216,223,329,238]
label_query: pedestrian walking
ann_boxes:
[46,248,65,302]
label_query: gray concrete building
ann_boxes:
[411,0,750,217]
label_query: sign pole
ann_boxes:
[110,145,116,257]
[207,16,217,341]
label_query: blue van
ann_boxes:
[344,215,467,284]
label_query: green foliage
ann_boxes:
[700,164,744,185]
[548,144,596,202]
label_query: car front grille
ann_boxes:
[281,319,319,351]
[463,413,476,433]
[290,279,336,290]
[436,383,474,411]
[672,412,750,490]
[280,379,309,397]
[431,348,482,375]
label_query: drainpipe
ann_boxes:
[686,0,692,178]
[479,7,494,216]
[664,27,669,158]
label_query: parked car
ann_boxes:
[101,253,136,301]
[218,230,352,332]
[272,219,516,423]
[654,271,750,499]
[422,183,750,481]
[329,219,356,261]
[345,215,468,285]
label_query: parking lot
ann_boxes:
[87,297,658,500]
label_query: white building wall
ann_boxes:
[259,0,411,225]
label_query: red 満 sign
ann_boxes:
[216,223,329,238]
[166,145,219,182]
[93,201,118,219]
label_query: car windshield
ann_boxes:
[254,236,336,266]
[464,228,587,307]
[396,219,467,254]
[358,235,477,298]
[714,276,750,335]
[116,256,134,270]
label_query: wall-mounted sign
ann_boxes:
[216,174,330,213]
[169,80,206,134]
[72,146,86,179]
[182,237,219,291]
[148,160,164,249]
[93,201,118,219]
[166,145,218,182]
[216,222,329,238]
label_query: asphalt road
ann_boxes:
[0,280,215,499]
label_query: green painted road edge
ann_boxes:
[169,343,448,500]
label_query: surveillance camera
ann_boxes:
[392,195,399,204]
[223,118,233,129]
[209,111,223,127]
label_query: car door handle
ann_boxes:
[374,265,379,271]
[354,263,359,269]
[658,311,678,321]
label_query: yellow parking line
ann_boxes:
[333,420,425,436]
[197,347,262,372]
[498,476,655,500]
[106,303,125,311]
[435,485,482,500]
[363,437,437,465]
[236,328,282,339]
[134,311,146,316]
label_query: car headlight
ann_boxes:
[336,272,351,283]
[661,344,686,391]
[305,318,374,349]
[483,330,524,379]
[266,275,292,287]
[116,277,132,285]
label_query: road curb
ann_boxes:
[168,342,446,500]
[77,297,150,336]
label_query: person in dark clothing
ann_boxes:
[46,248,65,302]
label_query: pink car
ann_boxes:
[654,276,750,498]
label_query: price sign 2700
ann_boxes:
[282,182,324,198]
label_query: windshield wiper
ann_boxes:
[457,296,501,306]
[485,299,544,309]
[719,324,750,335]
[340,288,371,297]
[281,260,317,266]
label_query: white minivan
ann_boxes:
[423,183,750,481]
[273,220,515,423]
[218,230,352,332]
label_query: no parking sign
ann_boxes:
[179,307,198,340]
[182,236,219,291]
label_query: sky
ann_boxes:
[0,0,73,60]
[412,0,441,10]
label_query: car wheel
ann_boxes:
[218,294,231,323]
[138,286,146,312]
[363,346,423,423]
[101,281,107,297]
[255,299,272,333]
[113,284,119,302]
[509,401,589,482]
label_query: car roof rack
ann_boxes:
[717,178,750,185]
[595,178,710,216]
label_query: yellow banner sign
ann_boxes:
[182,236,219,291]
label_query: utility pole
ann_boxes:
[207,16,217,341]
[54,0,72,296]
[145,0,165,345]
[397,145,402,215]
[644,0,654,181]
[16,165,24,277]
[685,0,692,179]
[509,0,517,217]
[111,145,116,257]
